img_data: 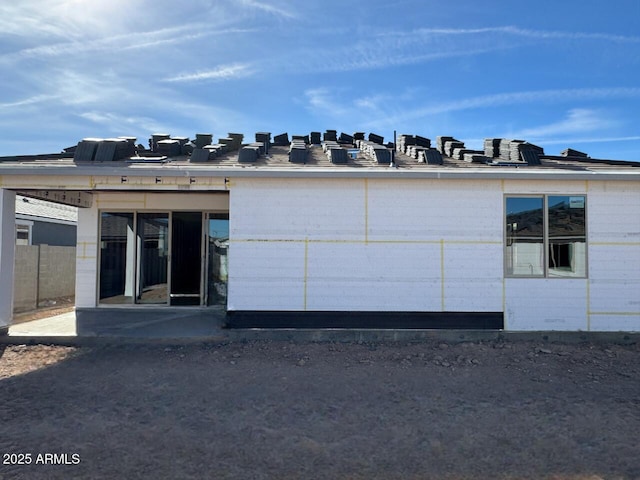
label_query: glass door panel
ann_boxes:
[136,213,169,304]
[207,215,229,306]
[99,212,135,304]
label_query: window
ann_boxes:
[16,228,30,245]
[15,222,32,245]
[505,195,586,278]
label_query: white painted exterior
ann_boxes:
[0,189,16,328]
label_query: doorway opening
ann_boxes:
[170,212,202,306]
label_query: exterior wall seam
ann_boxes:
[440,239,445,311]
[587,279,591,331]
[590,311,640,316]
[230,239,502,245]
[364,178,369,245]
[303,238,309,311]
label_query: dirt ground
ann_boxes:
[0,339,638,480]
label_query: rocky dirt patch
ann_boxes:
[0,339,638,479]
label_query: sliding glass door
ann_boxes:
[98,210,229,307]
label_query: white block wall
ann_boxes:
[228,178,504,315]
[230,177,640,331]
[505,279,589,330]
[587,181,640,331]
[503,180,640,331]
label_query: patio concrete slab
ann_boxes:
[75,307,227,338]
[8,311,76,337]
[1,307,638,346]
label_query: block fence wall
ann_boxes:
[14,245,76,312]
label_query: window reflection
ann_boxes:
[505,195,587,278]
[99,212,135,303]
[207,215,229,306]
[548,196,586,277]
[506,197,545,276]
[136,213,169,304]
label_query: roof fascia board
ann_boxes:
[0,165,638,182]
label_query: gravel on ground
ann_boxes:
[0,339,638,479]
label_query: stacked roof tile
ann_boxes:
[357,139,391,164]
[289,138,308,163]
[561,148,589,158]
[274,133,289,146]
[45,128,636,170]
[420,149,444,165]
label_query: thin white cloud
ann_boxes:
[380,26,640,44]
[304,88,350,117]
[317,46,509,73]
[0,94,59,109]
[354,95,385,111]
[51,71,130,106]
[294,22,594,76]
[354,88,419,112]
[0,0,137,40]
[298,24,514,73]
[380,87,640,125]
[509,109,617,140]
[77,103,251,146]
[79,111,167,135]
[122,28,256,51]
[337,25,640,75]
[268,23,640,75]
[0,25,252,62]
[238,0,297,19]
[500,26,640,43]
[537,135,640,145]
[164,63,255,83]
[0,2,78,39]
[17,70,162,113]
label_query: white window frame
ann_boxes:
[15,220,33,245]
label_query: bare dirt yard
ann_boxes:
[0,339,639,479]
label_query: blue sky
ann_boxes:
[1,0,639,160]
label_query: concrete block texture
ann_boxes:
[38,245,76,301]
[13,246,39,312]
[13,245,76,313]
